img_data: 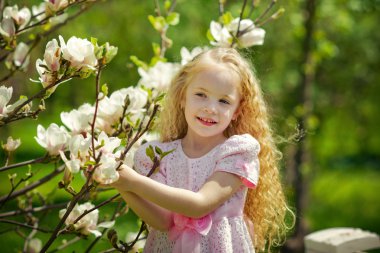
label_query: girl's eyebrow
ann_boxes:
[194,87,235,100]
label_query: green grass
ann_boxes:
[306,168,380,235]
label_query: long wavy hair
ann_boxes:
[158,47,293,252]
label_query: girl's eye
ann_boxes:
[195,93,206,98]
[219,99,230,105]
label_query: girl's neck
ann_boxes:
[181,134,227,158]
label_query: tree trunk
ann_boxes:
[283,0,318,252]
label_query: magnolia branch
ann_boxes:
[84,201,124,253]
[0,218,53,233]
[72,193,120,226]
[0,155,47,172]
[90,63,104,160]
[254,0,277,25]
[40,177,94,253]
[0,202,68,218]
[0,77,74,126]
[0,165,64,204]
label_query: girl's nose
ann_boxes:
[203,103,217,114]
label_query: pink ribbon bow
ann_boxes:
[168,213,212,253]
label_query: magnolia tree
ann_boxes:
[0,0,283,252]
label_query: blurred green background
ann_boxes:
[1,0,379,252]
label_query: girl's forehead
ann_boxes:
[188,67,241,92]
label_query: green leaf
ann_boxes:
[154,92,166,102]
[146,145,155,161]
[105,44,118,63]
[166,12,180,26]
[155,146,163,155]
[90,37,98,46]
[206,29,214,42]
[164,0,171,11]
[160,148,175,159]
[130,55,148,70]
[101,83,108,96]
[152,42,161,57]
[148,15,166,32]
[220,12,234,25]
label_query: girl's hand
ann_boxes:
[110,164,138,191]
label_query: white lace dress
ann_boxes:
[134,134,260,253]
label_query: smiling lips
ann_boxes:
[197,116,217,126]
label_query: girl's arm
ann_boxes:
[117,190,173,231]
[112,165,243,219]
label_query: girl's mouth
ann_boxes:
[197,117,217,126]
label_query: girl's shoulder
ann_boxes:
[218,134,260,157]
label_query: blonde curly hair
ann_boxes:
[158,47,293,252]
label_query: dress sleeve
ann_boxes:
[214,134,260,188]
[133,141,167,184]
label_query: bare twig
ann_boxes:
[0,202,68,218]
[90,63,104,160]
[47,237,81,253]
[0,156,47,173]
[231,0,249,47]
[0,165,64,204]
[254,0,277,24]
[0,218,53,233]
[0,171,34,210]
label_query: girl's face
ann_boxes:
[182,68,241,141]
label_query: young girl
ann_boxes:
[111,47,292,252]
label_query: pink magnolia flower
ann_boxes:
[44,38,61,72]
[0,18,15,37]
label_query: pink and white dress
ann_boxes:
[134,134,260,253]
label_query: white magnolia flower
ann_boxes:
[44,38,61,72]
[35,58,56,89]
[32,3,46,22]
[27,238,42,253]
[61,104,93,134]
[228,18,265,47]
[0,86,13,118]
[35,123,70,155]
[92,154,119,184]
[2,136,21,152]
[118,87,148,115]
[59,134,91,174]
[209,18,265,48]
[59,150,81,173]
[123,145,137,168]
[59,35,97,70]
[68,134,91,159]
[59,202,114,237]
[98,87,148,129]
[9,42,30,70]
[96,131,121,155]
[0,18,16,37]
[210,21,233,47]
[138,61,180,93]
[45,0,68,14]
[3,5,31,30]
[49,13,68,26]
[180,46,209,65]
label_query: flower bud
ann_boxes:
[2,136,21,152]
